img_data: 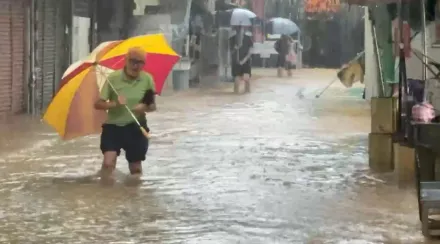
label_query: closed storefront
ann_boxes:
[34,0,69,113]
[0,0,27,117]
[72,0,94,62]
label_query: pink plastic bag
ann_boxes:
[412,102,435,123]
[286,51,296,65]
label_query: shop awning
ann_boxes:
[344,0,415,5]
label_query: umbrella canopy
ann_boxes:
[43,33,180,140]
[59,34,178,94]
[267,17,299,35]
[229,8,256,26]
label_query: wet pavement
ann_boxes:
[0,69,433,243]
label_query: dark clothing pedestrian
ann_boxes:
[274,36,292,69]
[276,53,288,68]
[229,34,254,77]
[274,35,294,77]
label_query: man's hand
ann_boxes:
[117,95,126,105]
[132,103,147,116]
[94,100,117,110]
[108,101,117,108]
[240,50,253,65]
[146,104,156,112]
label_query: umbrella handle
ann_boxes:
[140,126,150,139]
[122,104,151,139]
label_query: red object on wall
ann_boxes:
[252,0,264,18]
[393,20,411,58]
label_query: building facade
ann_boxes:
[0,0,100,118]
[0,0,206,118]
[0,0,29,118]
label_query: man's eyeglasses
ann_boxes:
[129,59,145,66]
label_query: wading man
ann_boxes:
[94,47,156,181]
[229,27,254,93]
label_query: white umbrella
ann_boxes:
[229,8,256,26]
[268,17,299,35]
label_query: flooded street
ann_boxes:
[0,69,431,243]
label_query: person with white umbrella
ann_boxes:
[267,17,299,36]
[228,8,256,93]
[274,34,295,77]
[268,18,300,77]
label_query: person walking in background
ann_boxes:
[229,26,254,93]
[94,47,156,182]
[189,14,203,87]
[275,34,294,77]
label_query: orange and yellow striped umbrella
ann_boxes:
[43,33,180,140]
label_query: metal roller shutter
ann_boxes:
[0,0,26,116]
[0,0,13,116]
[10,0,26,113]
[54,0,68,94]
[35,0,68,112]
[73,0,90,17]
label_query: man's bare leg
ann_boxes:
[234,76,241,94]
[277,67,283,77]
[99,151,117,184]
[287,68,292,77]
[129,162,142,176]
[243,74,251,93]
[125,162,143,185]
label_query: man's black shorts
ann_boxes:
[100,120,149,163]
[231,61,251,77]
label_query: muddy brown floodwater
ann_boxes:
[0,69,435,243]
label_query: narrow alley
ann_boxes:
[0,69,428,243]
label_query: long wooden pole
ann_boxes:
[421,0,428,81]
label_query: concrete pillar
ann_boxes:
[394,143,415,187]
[161,73,174,96]
[371,97,397,133]
[369,97,398,172]
[369,133,394,172]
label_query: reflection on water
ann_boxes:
[0,69,433,243]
